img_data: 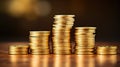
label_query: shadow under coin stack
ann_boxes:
[9,45,29,55]
[96,46,117,55]
[75,27,96,54]
[29,31,50,54]
[52,15,75,54]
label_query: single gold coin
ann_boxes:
[9,49,28,52]
[75,46,94,48]
[31,49,49,52]
[75,27,96,30]
[54,15,75,18]
[97,46,117,50]
[75,48,94,51]
[53,47,71,50]
[30,31,50,36]
[9,53,28,55]
[9,45,29,49]
[75,51,94,55]
[75,44,95,46]
[96,49,117,52]
[9,51,28,55]
[75,29,95,33]
[53,52,71,55]
[30,47,49,49]
[31,52,50,55]
[97,51,117,55]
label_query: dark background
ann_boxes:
[0,0,119,42]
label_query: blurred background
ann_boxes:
[0,0,119,42]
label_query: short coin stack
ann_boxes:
[96,46,117,54]
[29,31,50,54]
[75,27,96,54]
[52,15,75,54]
[9,45,29,55]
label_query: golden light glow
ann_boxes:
[53,55,71,67]
[76,55,95,67]
[6,0,51,19]
[10,55,29,67]
[97,55,117,67]
[31,55,49,67]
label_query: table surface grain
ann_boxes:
[0,42,120,67]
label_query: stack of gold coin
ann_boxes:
[96,46,117,54]
[29,31,50,54]
[52,15,75,54]
[75,27,96,54]
[9,45,29,55]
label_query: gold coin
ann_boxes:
[75,41,95,43]
[97,46,117,49]
[75,48,94,51]
[31,49,49,52]
[75,35,95,38]
[75,43,95,46]
[54,15,75,18]
[75,27,96,30]
[53,33,70,36]
[96,51,117,54]
[30,45,49,48]
[29,38,49,43]
[9,45,29,49]
[31,52,50,55]
[75,29,95,33]
[97,49,117,52]
[29,41,49,44]
[9,49,28,52]
[53,21,74,25]
[54,17,74,21]
[30,31,50,36]
[9,53,28,55]
[53,50,71,53]
[52,31,70,34]
[53,26,72,29]
[75,51,94,55]
[9,51,28,52]
[53,52,71,55]
[53,36,70,39]
[75,46,94,48]
[75,37,95,39]
[53,47,71,50]
[9,51,28,54]
[53,43,71,46]
[30,46,49,49]
[53,45,71,47]
[29,43,49,46]
[52,27,71,31]
[53,24,73,27]
[53,40,70,43]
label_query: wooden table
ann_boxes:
[0,42,120,67]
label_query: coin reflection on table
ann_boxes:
[31,55,49,67]
[76,55,95,67]
[54,55,71,67]
[10,55,29,67]
[97,55,117,67]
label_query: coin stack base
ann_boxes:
[75,27,96,55]
[96,46,117,55]
[9,45,29,55]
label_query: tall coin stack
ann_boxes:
[52,15,75,54]
[75,27,96,54]
[96,46,117,54]
[29,31,50,54]
[9,45,29,55]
